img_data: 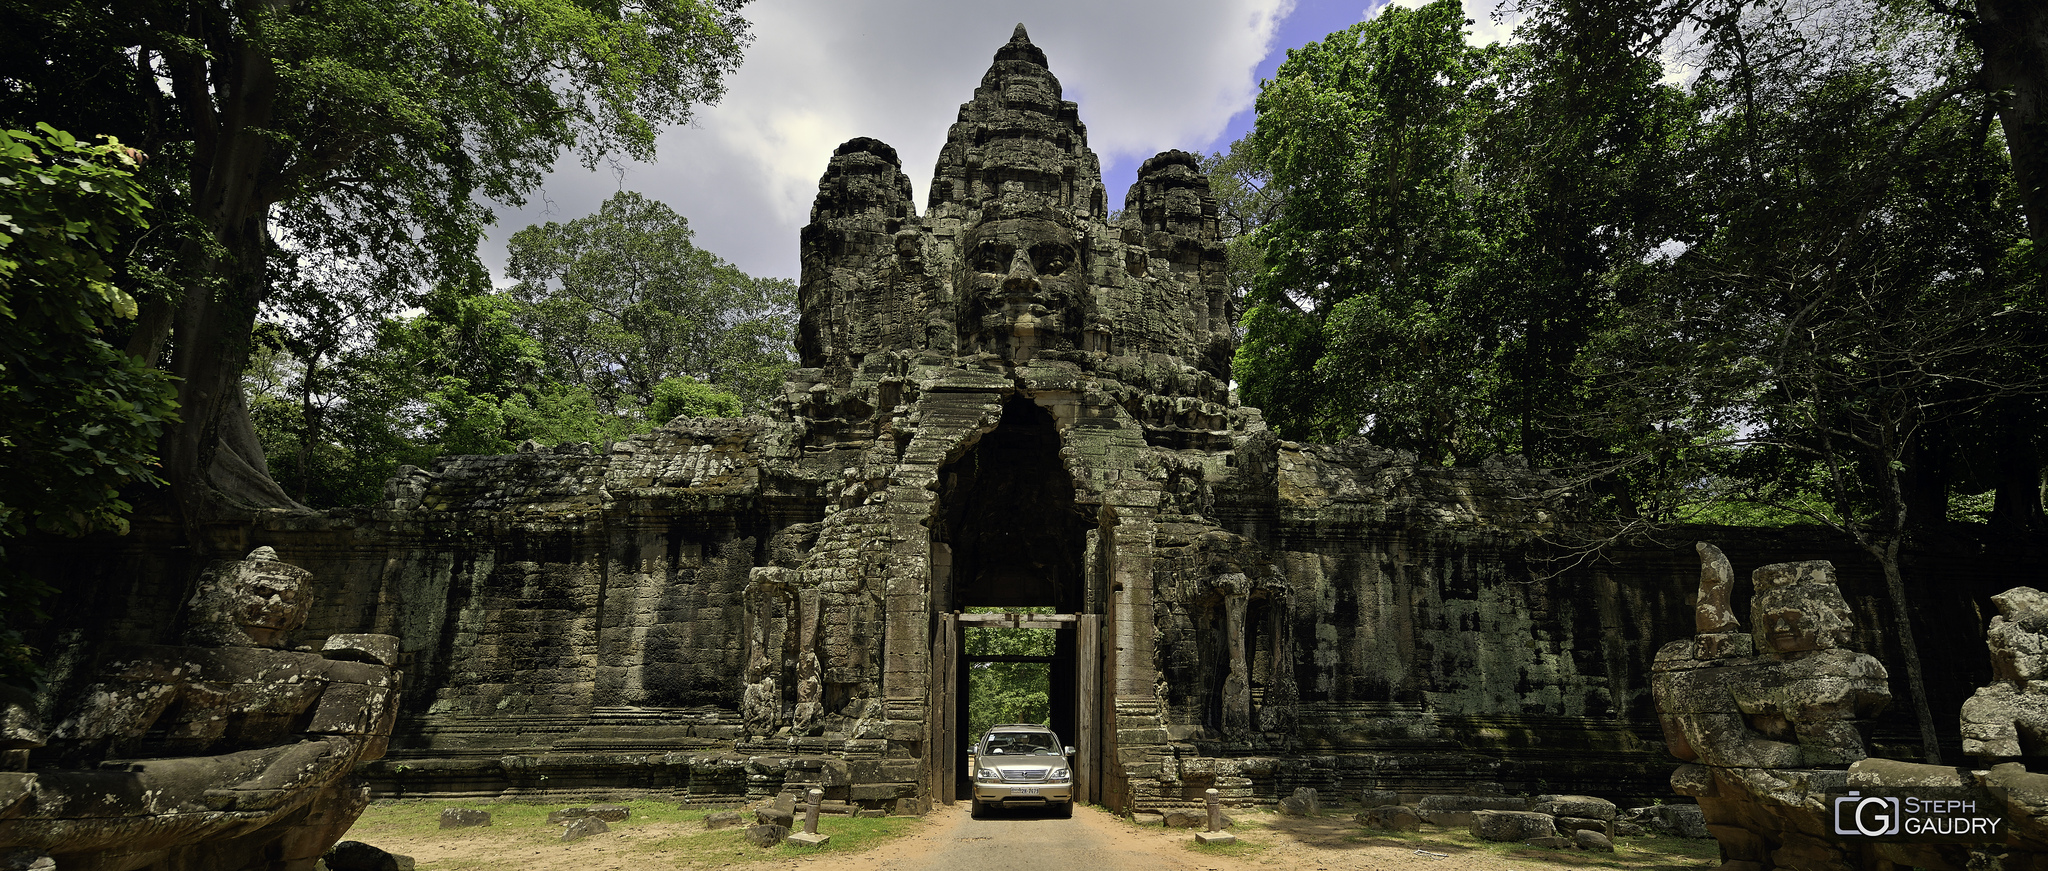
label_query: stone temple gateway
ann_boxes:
[22,27,2010,841]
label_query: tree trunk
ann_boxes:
[150,10,309,536]
[1990,409,2047,534]
[1868,535,1943,763]
[1974,0,2048,255]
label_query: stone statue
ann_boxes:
[1652,543,1890,871]
[0,548,401,871]
[1962,586,2048,759]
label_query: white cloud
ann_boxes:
[1385,0,1524,44]
[484,0,1291,284]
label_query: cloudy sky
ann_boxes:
[483,0,1518,284]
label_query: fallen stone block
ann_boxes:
[1575,829,1615,852]
[746,823,789,848]
[547,805,630,825]
[1277,787,1319,816]
[1355,805,1422,831]
[1533,794,1617,821]
[438,808,491,829]
[1470,810,1557,842]
[561,817,608,842]
[1555,816,1612,837]
[323,841,401,871]
[755,807,795,828]
[704,810,745,830]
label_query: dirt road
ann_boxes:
[828,803,1211,871]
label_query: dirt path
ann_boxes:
[828,804,1209,871]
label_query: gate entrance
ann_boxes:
[932,612,1102,806]
[926,395,1106,808]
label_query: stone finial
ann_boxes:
[1694,542,1738,635]
[994,23,1047,65]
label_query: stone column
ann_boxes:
[788,787,830,847]
[1195,788,1234,845]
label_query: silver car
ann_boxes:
[968,724,1074,818]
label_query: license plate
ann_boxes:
[1012,787,1038,796]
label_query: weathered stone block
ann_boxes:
[1469,810,1557,842]
[560,817,608,842]
[746,824,789,848]
[1277,787,1319,816]
[438,808,491,829]
[547,805,629,825]
[704,810,744,830]
[1532,795,1615,821]
[323,840,405,871]
[1356,805,1422,831]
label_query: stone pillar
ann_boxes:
[788,787,830,847]
[1195,788,1234,845]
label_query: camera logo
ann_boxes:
[1834,791,1902,837]
[1823,787,2007,842]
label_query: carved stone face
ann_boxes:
[184,548,314,648]
[1751,588,1850,658]
[1760,606,1818,655]
[962,217,1082,360]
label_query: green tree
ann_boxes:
[0,0,755,528]
[965,623,1055,743]
[505,191,795,413]
[1236,0,1489,450]
[0,124,178,684]
[1236,0,1691,470]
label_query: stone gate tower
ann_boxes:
[759,23,1284,809]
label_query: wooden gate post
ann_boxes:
[1078,613,1101,806]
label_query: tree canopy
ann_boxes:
[0,0,756,529]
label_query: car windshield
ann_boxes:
[985,732,1058,755]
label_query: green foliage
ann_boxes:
[964,618,1055,742]
[1237,0,1490,450]
[242,194,778,507]
[648,376,744,424]
[0,0,758,513]
[505,191,795,413]
[1235,0,1692,465]
[0,123,178,685]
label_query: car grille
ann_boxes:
[1000,767,1051,783]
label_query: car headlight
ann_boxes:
[977,768,998,781]
[1049,768,1070,781]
